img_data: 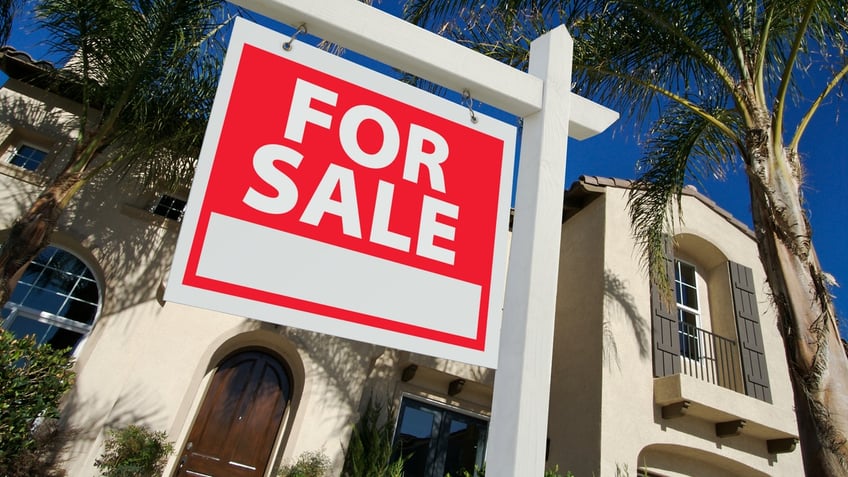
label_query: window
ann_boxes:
[7,144,48,171]
[151,194,186,221]
[2,246,101,352]
[393,397,488,477]
[675,260,700,360]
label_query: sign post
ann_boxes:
[487,25,574,474]
[176,1,618,474]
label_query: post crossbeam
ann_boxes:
[229,0,618,137]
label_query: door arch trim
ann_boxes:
[167,328,307,476]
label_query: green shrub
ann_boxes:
[446,465,484,477]
[341,396,405,477]
[448,463,569,477]
[0,330,75,476]
[94,425,174,477]
[278,450,331,477]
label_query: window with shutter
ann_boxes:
[651,237,680,377]
[729,261,772,403]
[651,238,771,403]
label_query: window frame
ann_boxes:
[1,245,102,355]
[6,142,49,172]
[150,193,187,222]
[674,259,703,361]
[392,394,489,477]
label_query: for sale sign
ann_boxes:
[165,17,516,367]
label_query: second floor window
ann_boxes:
[675,260,701,360]
[152,194,187,221]
[8,144,48,172]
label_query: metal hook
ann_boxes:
[283,24,307,51]
[462,89,478,124]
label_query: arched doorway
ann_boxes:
[175,349,292,476]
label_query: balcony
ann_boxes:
[677,321,743,393]
[654,324,798,447]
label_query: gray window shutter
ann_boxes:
[729,261,772,403]
[652,237,680,377]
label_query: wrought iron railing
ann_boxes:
[678,321,743,393]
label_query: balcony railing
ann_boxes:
[678,321,743,393]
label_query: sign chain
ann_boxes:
[461,89,478,124]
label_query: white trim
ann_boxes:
[399,392,491,423]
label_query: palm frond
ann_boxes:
[629,102,740,287]
[36,0,236,189]
[0,0,21,44]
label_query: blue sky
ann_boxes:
[6,1,847,333]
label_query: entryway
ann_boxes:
[175,350,292,476]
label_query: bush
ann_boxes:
[94,425,174,477]
[447,462,570,477]
[0,330,75,476]
[341,396,405,477]
[278,450,331,477]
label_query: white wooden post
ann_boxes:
[486,25,573,476]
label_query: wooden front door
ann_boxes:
[175,350,291,477]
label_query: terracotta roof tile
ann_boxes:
[569,175,755,238]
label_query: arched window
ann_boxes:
[1,245,101,351]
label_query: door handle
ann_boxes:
[178,442,193,468]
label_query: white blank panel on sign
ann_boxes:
[197,213,481,338]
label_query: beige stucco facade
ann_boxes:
[548,182,801,476]
[1,48,803,476]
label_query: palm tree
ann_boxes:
[0,0,234,305]
[405,1,848,475]
[0,0,20,44]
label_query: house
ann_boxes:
[549,177,800,476]
[1,46,802,476]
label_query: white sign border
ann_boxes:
[165,17,516,368]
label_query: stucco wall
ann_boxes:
[547,194,606,475]
[595,187,802,476]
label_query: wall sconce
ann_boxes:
[448,378,465,396]
[401,364,418,382]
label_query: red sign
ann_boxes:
[166,18,516,367]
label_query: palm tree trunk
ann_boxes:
[749,184,848,476]
[0,171,82,306]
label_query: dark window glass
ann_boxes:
[2,246,100,351]
[8,145,48,171]
[152,194,186,221]
[678,311,700,360]
[675,262,699,309]
[393,398,487,477]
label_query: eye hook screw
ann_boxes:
[283,24,307,51]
